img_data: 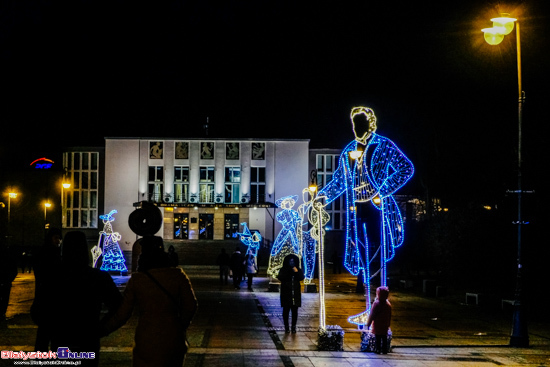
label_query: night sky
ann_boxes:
[2,0,549,208]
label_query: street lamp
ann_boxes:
[44,202,52,229]
[62,182,71,227]
[8,192,17,223]
[481,13,528,348]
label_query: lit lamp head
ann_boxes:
[491,14,516,35]
[482,13,517,46]
[481,26,505,45]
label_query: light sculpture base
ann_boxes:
[360,329,392,353]
[317,325,344,351]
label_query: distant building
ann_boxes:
[92,138,310,251]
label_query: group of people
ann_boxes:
[30,228,198,367]
[216,247,258,290]
[14,226,391,363]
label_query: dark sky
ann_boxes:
[2,0,549,206]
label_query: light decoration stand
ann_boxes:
[297,188,320,284]
[233,222,262,257]
[309,192,344,350]
[317,107,414,331]
[92,210,127,273]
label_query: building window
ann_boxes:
[199,213,214,239]
[250,167,265,203]
[63,152,99,229]
[224,214,239,239]
[174,213,189,239]
[148,166,164,203]
[174,166,189,203]
[316,154,344,230]
[199,166,215,203]
[225,167,240,204]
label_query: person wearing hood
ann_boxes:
[102,236,198,367]
[277,254,305,333]
[366,286,392,354]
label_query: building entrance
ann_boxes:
[199,213,214,239]
[174,213,189,239]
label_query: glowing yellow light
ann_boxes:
[9,192,18,199]
[44,203,52,208]
[62,183,71,189]
[491,14,516,35]
[309,184,317,193]
[483,205,492,210]
[482,27,505,45]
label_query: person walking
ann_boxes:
[216,248,230,285]
[167,245,179,267]
[277,254,304,333]
[229,247,244,289]
[366,286,392,354]
[244,250,258,291]
[0,243,18,324]
[102,236,198,367]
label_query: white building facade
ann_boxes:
[103,138,310,251]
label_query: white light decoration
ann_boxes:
[92,210,127,272]
[308,194,330,330]
[318,107,414,327]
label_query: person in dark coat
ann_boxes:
[0,243,19,323]
[216,248,230,285]
[167,245,179,267]
[366,286,392,354]
[102,236,198,367]
[277,254,305,333]
[31,227,63,350]
[229,247,244,289]
[47,231,122,366]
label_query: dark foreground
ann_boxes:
[2,267,550,366]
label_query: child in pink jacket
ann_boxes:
[366,286,392,353]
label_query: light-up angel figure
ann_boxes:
[92,210,127,272]
[317,107,414,326]
[233,222,262,257]
[267,195,301,278]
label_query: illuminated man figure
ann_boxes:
[267,195,301,278]
[318,107,413,324]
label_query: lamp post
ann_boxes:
[62,182,71,227]
[8,192,17,224]
[44,202,52,229]
[481,14,528,348]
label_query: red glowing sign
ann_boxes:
[30,157,54,169]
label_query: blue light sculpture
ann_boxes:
[317,107,414,326]
[233,222,262,257]
[92,210,127,272]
